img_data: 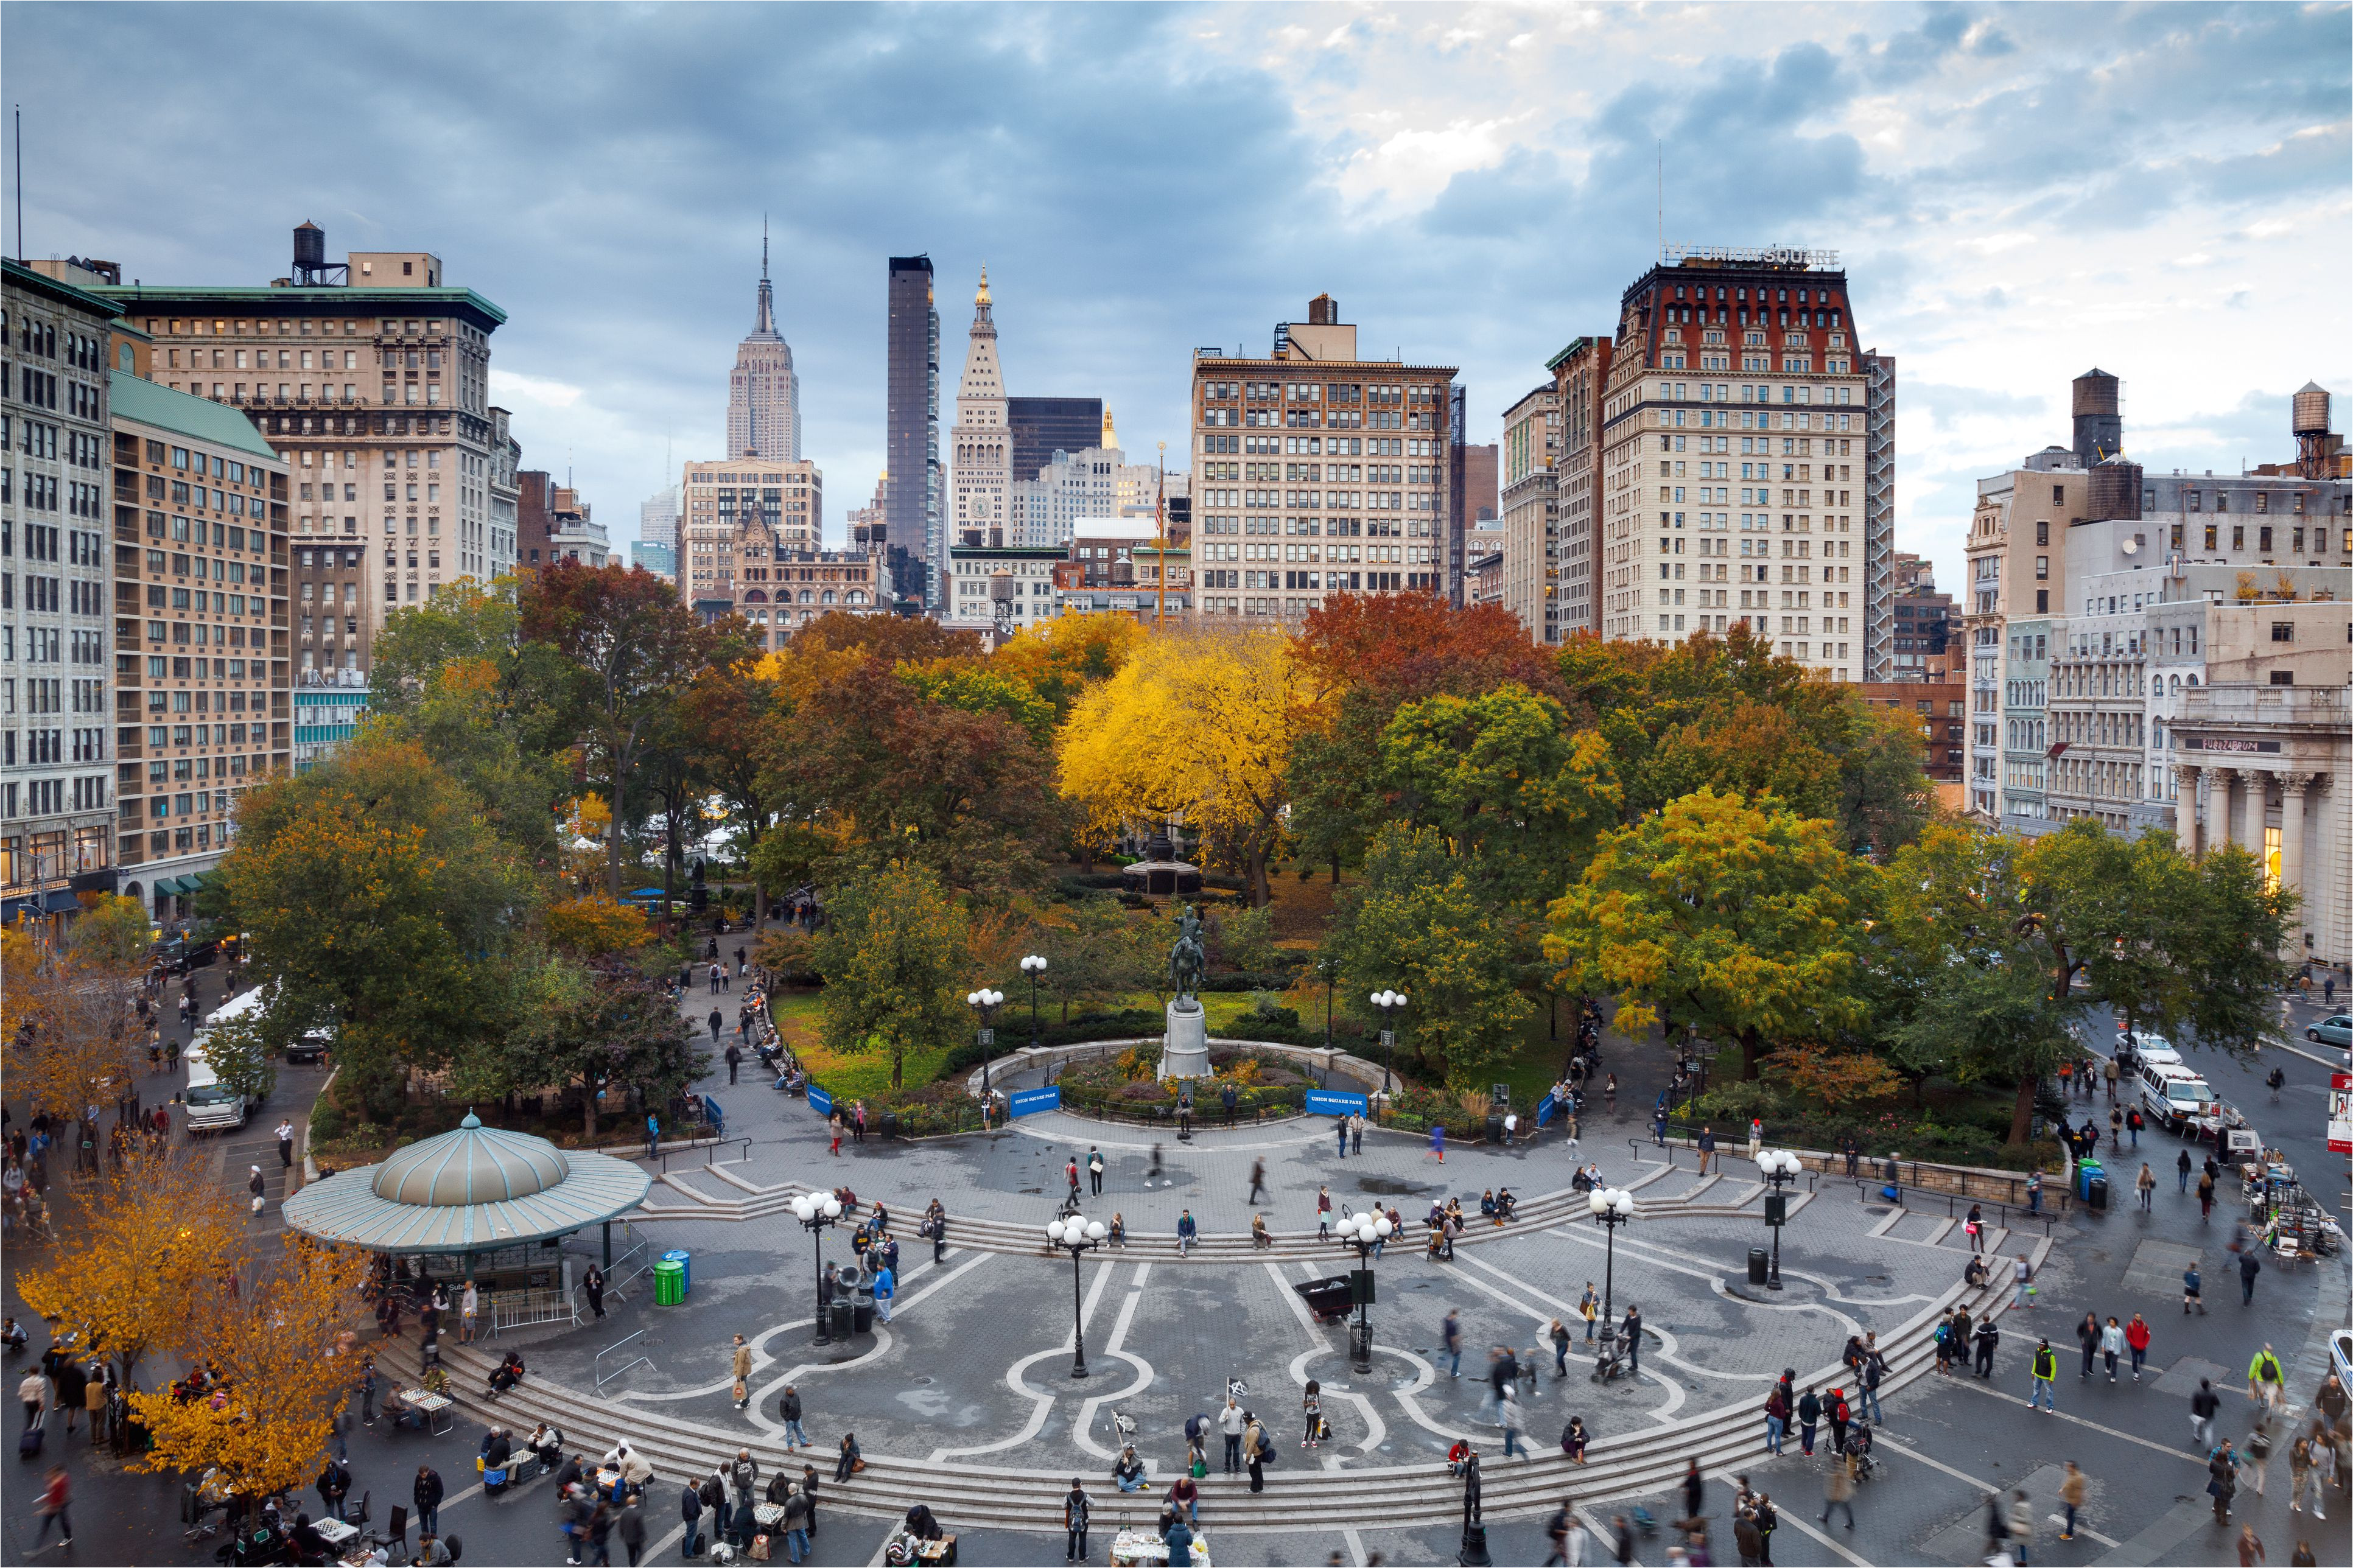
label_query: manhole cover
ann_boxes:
[912,1376,934,1386]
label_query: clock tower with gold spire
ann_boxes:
[947,267,1012,545]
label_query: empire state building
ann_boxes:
[728,233,802,461]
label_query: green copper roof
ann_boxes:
[89,281,507,327]
[2,258,124,318]
[108,370,281,461]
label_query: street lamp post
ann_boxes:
[1336,1209,1392,1374]
[1045,1215,1107,1379]
[967,987,1005,1099]
[1020,955,1047,1051]
[1757,1149,1801,1290]
[788,1191,844,1346]
[1369,989,1408,1094]
[1315,957,1339,1048]
[1587,1186,1634,1326]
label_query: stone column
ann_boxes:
[2243,771,2269,869]
[2176,765,2203,854]
[2207,768,2235,851]
[2279,774,2308,949]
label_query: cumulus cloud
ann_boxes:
[3,0,2344,590]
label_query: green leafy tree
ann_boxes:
[1032,898,1153,1023]
[496,957,705,1142]
[1210,903,1278,975]
[1330,826,1532,1087]
[813,861,972,1088]
[222,735,538,1116]
[194,1007,284,1106]
[897,663,1058,746]
[1546,788,1867,1080]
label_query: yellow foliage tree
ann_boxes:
[1057,629,1304,905]
[125,1237,369,1498]
[544,892,652,956]
[0,901,149,1120]
[14,1141,245,1382]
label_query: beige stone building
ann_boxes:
[678,457,872,648]
[89,223,511,681]
[1190,294,1455,625]
[1499,381,1559,641]
[1595,253,1891,681]
[106,373,292,923]
[1548,337,1610,638]
[948,270,1010,547]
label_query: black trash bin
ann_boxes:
[1485,1112,1506,1146]
[2086,1175,2109,1212]
[1294,1276,1355,1322]
[879,1110,899,1141]
[830,1298,854,1340]
[1747,1247,1769,1285]
[850,1273,874,1334]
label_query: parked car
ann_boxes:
[285,1026,334,1065]
[158,935,219,974]
[2306,1013,2352,1049]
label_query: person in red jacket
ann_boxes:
[2124,1314,2153,1381]
[1827,1388,1853,1455]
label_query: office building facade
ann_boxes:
[107,373,292,923]
[727,236,802,463]
[1595,251,1890,682]
[2,262,124,925]
[948,270,1011,547]
[1548,336,1611,638]
[1499,381,1560,642]
[89,223,509,681]
[1190,294,1456,625]
[885,256,940,606]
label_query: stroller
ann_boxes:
[1842,1418,1880,1482]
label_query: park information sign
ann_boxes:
[807,1084,833,1117]
[1010,1086,1062,1118]
[2329,1073,2352,1155]
[1305,1090,1369,1117]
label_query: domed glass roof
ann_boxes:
[371,1111,572,1206]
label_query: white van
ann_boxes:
[2137,1061,2217,1136]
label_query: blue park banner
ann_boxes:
[1305,1090,1368,1117]
[1009,1086,1061,1118]
[807,1084,834,1117]
[1535,1090,1557,1127]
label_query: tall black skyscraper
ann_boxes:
[886,256,941,605]
[1006,396,1105,483]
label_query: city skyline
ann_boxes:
[5,2,2346,594]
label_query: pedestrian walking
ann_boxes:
[724,1043,740,1084]
[2007,1489,2036,1564]
[30,1465,69,1550]
[1443,1309,1464,1377]
[1696,1125,1716,1175]
[1429,1123,1445,1162]
[2250,1345,2287,1414]
[2060,1460,2088,1541]
[584,1263,606,1320]
[2211,1441,2240,1523]
[616,1493,647,1567]
[1246,1158,1266,1205]
[872,1262,894,1324]
[1973,1317,1998,1378]
[2289,1433,2327,1519]
[1964,1203,1985,1252]
[708,1006,723,1041]
[1819,1459,1854,1530]
[2186,1261,2207,1314]
[1317,1186,1332,1239]
[1498,1384,1527,1460]
[2247,1426,2274,1497]
[2100,1317,2125,1381]
[1087,1147,1104,1196]
[2200,1167,2218,1222]
[731,1335,752,1409]
[2179,1147,2194,1192]
[275,1117,295,1168]
[2240,1250,2262,1305]
[2239,1524,2268,1567]
[1551,1317,1571,1377]
[2013,1253,2036,1309]
[2125,1313,2150,1379]
[460,1279,479,1345]
[780,1385,808,1448]
[643,1114,659,1160]
[829,1113,843,1158]
[1579,1283,1599,1343]
[2029,1338,2058,1412]
[2192,1380,2223,1450]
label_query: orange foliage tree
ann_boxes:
[125,1237,370,1498]
[544,892,651,956]
[0,897,150,1122]
[1762,1043,1902,1108]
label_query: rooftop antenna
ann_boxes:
[15,105,23,265]
[1656,139,1663,261]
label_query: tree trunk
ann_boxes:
[2007,1073,2038,1146]
[891,1046,904,1090]
[1739,1027,1762,1082]
[1330,853,1340,886]
[1245,848,1272,909]
[582,1076,600,1144]
[606,766,625,900]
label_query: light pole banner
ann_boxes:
[1010,1086,1062,1118]
[807,1085,833,1117]
[2329,1073,2352,1155]
[1306,1090,1368,1117]
[1535,1090,1557,1127]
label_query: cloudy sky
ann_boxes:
[8,2,2348,588]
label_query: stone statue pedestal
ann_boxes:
[1159,998,1211,1080]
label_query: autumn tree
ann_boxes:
[988,613,1146,721]
[1057,628,1304,905]
[1328,826,1532,1087]
[757,657,1068,895]
[1029,897,1154,1023]
[790,609,981,663]
[1,898,149,1121]
[813,861,971,1088]
[223,733,538,1115]
[545,894,653,957]
[1289,597,1562,876]
[14,1140,244,1383]
[1546,788,1868,1079]
[126,1237,368,1500]
[897,661,1059,746]
[521,561,724,897]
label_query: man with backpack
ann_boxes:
[2029,1338,2060,1412]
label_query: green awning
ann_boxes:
[156,877,189,895]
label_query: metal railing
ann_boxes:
[598,1222,656,1304]
[593,1330,652,1394]
[485,1285,578,1339]
[653,1136,751,1174]
[1850,1178,2058,1238]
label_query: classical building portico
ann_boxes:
[2175,682,2351,971]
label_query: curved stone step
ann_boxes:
[371,1235,2038,1527]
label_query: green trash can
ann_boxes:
[653,1258,686,1306]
